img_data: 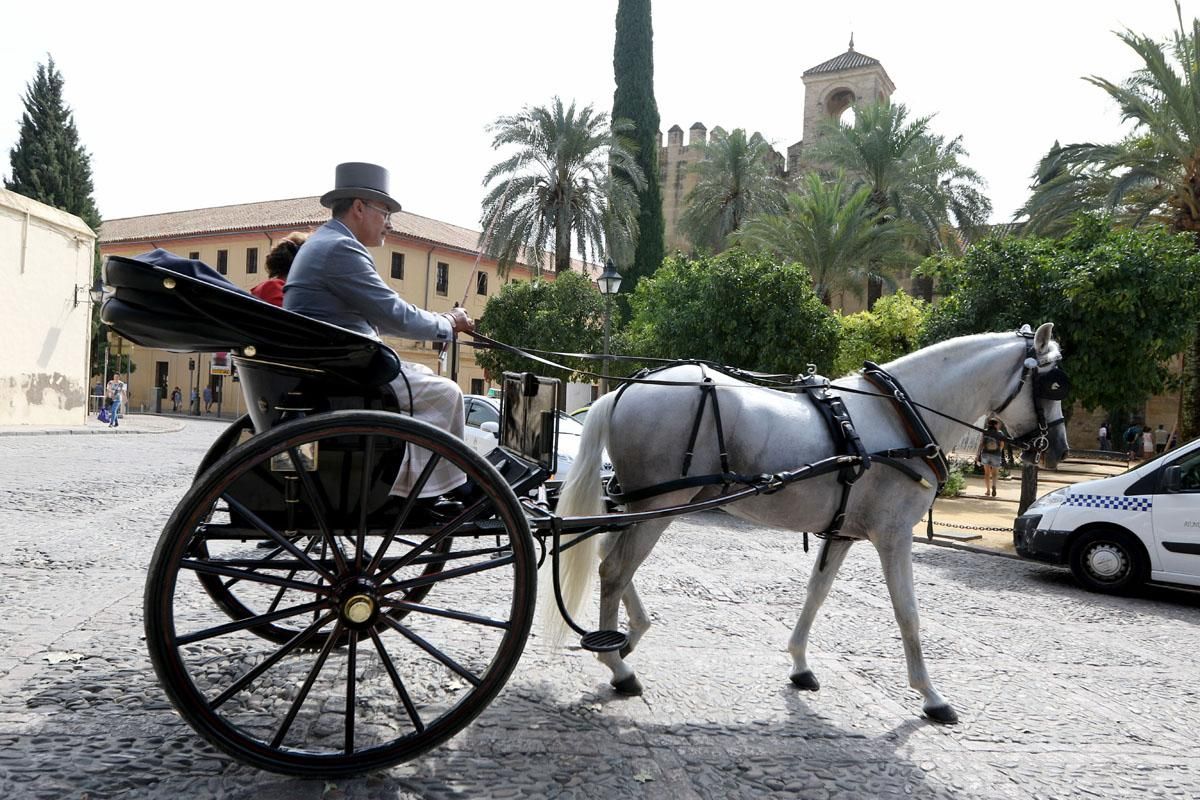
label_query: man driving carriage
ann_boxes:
[284,162,475,501]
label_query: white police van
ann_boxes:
[1013,436,1200,593]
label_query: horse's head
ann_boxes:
[992,322,1070,469]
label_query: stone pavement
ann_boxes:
[1,420,1198,799]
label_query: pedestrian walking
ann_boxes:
[171,386,182,413]
[1142,426,1154,460]
[203,385,213,414]
[190,387,200,414]
[1154,424,1168,454]
[104,373,127,428]
[976,419,1005,497]
[1124,423,1141,460]
[1098,422,1110,452]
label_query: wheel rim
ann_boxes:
[1083,541,1129,583]
[145,412,535,776]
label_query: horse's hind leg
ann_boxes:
[595,520,667,696]
[789,536,854,691]
[872,531,958,724]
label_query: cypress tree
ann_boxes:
[6,56,101,231]
[612,0,664,295]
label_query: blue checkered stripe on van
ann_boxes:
[1064,493,1152,512]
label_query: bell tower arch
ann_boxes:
[789,36,895,165]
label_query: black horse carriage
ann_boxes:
[104,254,758,776]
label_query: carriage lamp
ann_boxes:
[76,277,106,308]
[596,259,623,394]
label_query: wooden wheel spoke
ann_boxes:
[175,599,331,646]
[182,558,335,596]
[378,616,482,687]
[288,447,349,575]
[210,612,337,709]
[269,621,346,748]
[380,599,510,630]
[381,552,514,595]
[220,492,338,583]
[344,630,359,754]
[374,497,491,584]
[369,629,424,734]
[356,435,376,571]
[366,453,443,575]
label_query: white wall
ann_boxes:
[0,188,96,425]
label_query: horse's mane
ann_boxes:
[868,330,1059,376]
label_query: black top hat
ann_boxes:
[320,162,402,212]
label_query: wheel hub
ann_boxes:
[1087,543,1126,579]
[343,594,374,624]
[337,577,381,628]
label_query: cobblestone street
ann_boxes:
[2,417,1199,799]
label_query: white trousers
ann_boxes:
[387,362,466,498]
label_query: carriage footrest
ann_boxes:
[580,629,628,653]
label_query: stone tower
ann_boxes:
[786,37,895,174]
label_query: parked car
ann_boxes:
[569,405,591,424]
[1013,436,1200,594]
[462,395,612,481]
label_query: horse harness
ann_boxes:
[604,330,1068,570]
[605,362,947,569]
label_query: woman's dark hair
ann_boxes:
[264,232,309,279]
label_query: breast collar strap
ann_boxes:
[860,362,950,488]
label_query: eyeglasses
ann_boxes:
[362,202,391,221]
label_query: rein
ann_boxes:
[466,331,1058,455]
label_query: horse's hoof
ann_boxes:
[789,670,820,691]
[923,704,959,725]
[611,675,643,696]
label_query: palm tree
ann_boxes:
[1017,7,1200,436]
[480,98,645,275]
[806,101,992,255]
[735,172,916,304]
[678,128,785,253]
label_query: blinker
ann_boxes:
[1035,367,1070,400]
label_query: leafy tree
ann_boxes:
[922,216,1200,415]
[612,0,665,295]
[624,248,841,375]
[1013,9,1200,435]
[807,100,991,255]
[678,128,784,253]
[480,98,644,276]
[833,290,928,377]
[6,56,105,375]
[475,270,607,386]
[5,56,100,230]
[735,171,916,304]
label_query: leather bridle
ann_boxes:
[993,331,1069,454]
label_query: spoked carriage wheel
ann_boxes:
[188,413,448,643]
[144,411,536,776]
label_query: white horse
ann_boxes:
[552,324,1069,724]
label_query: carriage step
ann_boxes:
[580,630,629,653]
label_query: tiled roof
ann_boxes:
[803,48,883,76]
[99,196,579,273]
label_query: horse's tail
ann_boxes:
[541,390,617,645]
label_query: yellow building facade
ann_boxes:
[99,197,555,414]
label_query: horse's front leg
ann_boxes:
[595,521,667,696]
[871,531,958,724]
[789,536,854,691]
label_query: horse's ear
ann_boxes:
[1034,322,1054,353]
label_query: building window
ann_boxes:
[436,262,449,296]
[391,252,405,280]
[476,272,488,296]
[188,251,200,260]
[470,378,484,396]
[246,247,258,275]
[216,250,228,274]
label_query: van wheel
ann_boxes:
[1068,529,1147,595]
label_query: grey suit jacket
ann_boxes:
[284,219,452,342]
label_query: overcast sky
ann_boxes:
[3,1,1195,232]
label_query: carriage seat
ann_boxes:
[100,252,401,387]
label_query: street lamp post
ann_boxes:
[596,258,623,395]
